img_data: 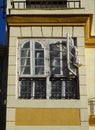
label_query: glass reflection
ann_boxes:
[21,67,30,74]
[21,49,30,57]
[21,58,30,66]
[35,59,44,66]
[35,42,42,49]
[35,50,44,58]
[22,41,30,49]
[35,67,44,74]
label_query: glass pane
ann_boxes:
[21,49,30,57]
[21,80,31,86]
[22,41,30,49]
[20,80,32,99]
[21,58,30,66]
[35,50,44,58]
[21,67,30,74]
[50,58,60,66]
[51,80,62,99]
[34,80,46,99]
[51,67,60,75]
[50,43,60,51]
[70,63,76,73]
[65,80,76,99]
[35,59,44,66]
[50,42,61,75]
[69,53,74,62]
[35,67,44,75]
[35,42,42,49]
[71,47,75,55]
[50,51,60,58]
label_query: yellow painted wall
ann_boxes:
[85,48,95,99]
[16,108,80,126]
[85,48,95,129]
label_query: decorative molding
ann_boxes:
[7,14,95,47]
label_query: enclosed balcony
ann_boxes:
[11,0,81,9]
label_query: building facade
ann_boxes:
[6,0,95,130]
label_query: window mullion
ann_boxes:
[31,40,34,75]
[32,81,35,99]
[61,81,66,98]
[60,44,63,75]
[44,41,50,99]
[44,42,49,76]
[46,77,50,99]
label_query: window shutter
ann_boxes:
[66,33,77,76]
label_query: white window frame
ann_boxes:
[66,33,77,76]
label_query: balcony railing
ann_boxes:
[11,0,81,9]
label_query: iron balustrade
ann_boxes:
[11,0,81,9]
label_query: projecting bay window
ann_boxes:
[18,35,80,99]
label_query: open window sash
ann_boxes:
[66,33,77,76]
[49,39,64,77]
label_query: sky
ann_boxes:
[0,0,6,45]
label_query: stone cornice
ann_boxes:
[7,14,95,48]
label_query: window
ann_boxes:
[26,0,67,8]
[18,35,80,99]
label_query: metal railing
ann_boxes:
[11,0,81,9]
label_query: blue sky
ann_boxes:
[0,0,6,45]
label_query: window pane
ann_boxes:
[51,67,60,75]
[21,49,30,57]
[50,42,62,75]
[34,80,46,99]
[19,80,32,99]
[50,51,60,58]
[21,58,30,66]
[35,67,44,74]
[21,41,30,49]
[35,42,42,49]
[51,80,62,99]
[65,79,76,99]
[35,59,44,66]
[50,43,60,51]
[35,42,44,75]
[35,50,44,58]
[20,41,30,75]
[50,58,60,66]
[21,66,30,74]
[70,63,76,74]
